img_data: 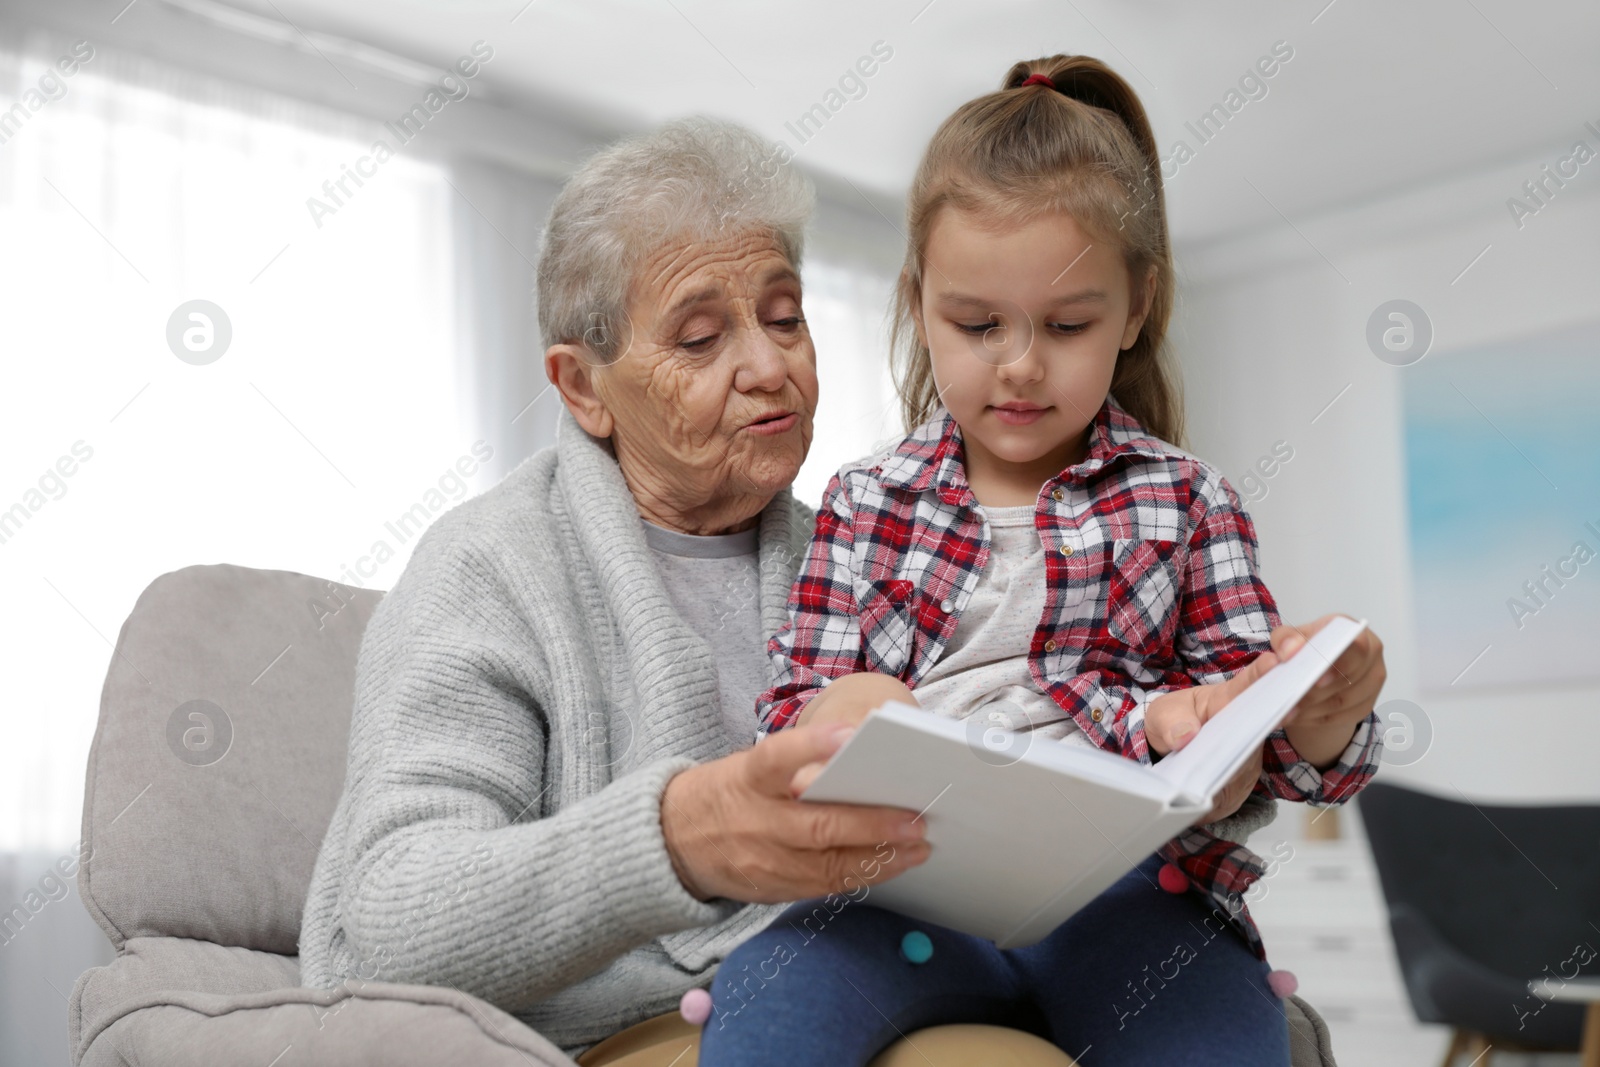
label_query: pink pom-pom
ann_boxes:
[1267,969,1299,998]
[679,988,712,1025]
[1157,863,1188,894]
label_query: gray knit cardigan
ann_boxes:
[298,406,811,1054]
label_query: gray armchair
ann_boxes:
[69,563,574,1066]
[69,563,1339,1065]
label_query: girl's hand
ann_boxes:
[789,672,920,795]
[1273,615,1387,770]
[1145,651,1280,756]
[1146,658,1279,826]
[1199,745,1266,824]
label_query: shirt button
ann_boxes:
[1044,639,1058,653]
[1091,707,1103,722]
[939,598,955,614]
[1051,487,1065,502]
[1059,543,1073,557]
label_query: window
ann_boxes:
[793,258,900,508]
[0,46,465,849]
[0,41,907,850]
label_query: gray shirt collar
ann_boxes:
[641,518,760,559]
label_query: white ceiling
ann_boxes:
[142,0,1600,245]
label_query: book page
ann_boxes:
[800,703,1187,946]
[1148,616,1368,802]
[804,702,1178,807]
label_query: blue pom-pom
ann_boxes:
[900,930,934,964]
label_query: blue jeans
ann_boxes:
[698,853,1289,1067]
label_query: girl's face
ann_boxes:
[915,207,1154,488]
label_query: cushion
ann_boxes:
[78,564,383,955]
[70,936,575,1067]
[574,1005,1336,1066]
[575,1015,1078,1067]
[867,1025,1078,1066]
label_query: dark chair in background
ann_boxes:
[1358,781,1600,1066]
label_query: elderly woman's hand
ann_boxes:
[660,722,931,903]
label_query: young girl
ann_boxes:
[698,55,1384,1067]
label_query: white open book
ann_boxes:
[799,616,1368,948]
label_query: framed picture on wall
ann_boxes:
[1401,317,1600,691]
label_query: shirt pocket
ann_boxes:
[1104,538,1182,656]
[855,577,917,677]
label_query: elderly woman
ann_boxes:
[299,117,1385,1064]
[298,119,928,1059]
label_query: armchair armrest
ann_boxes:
[71,935,575,1066]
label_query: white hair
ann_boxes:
[536,116,815,361]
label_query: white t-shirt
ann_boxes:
[912,503,1094,748]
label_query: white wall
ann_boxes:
[1171,148,1600,803]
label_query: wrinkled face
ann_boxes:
[916,207,1150,480]
[593,228,818,517]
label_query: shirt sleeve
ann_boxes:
[1085,471,1278,766]
[1175,471,1281,685]
[1263,709,1383,805]
[756,472,866,734]
[1180,470,1382,805]
[1093,680,1171,764]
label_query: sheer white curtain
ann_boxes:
[447,156,563,482]
[0,40,465,853]
[0,32,906,855]
[792,259,901,509]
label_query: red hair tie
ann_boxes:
[1020,73,1056,89]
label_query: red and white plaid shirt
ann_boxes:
[757,395,1381,957]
